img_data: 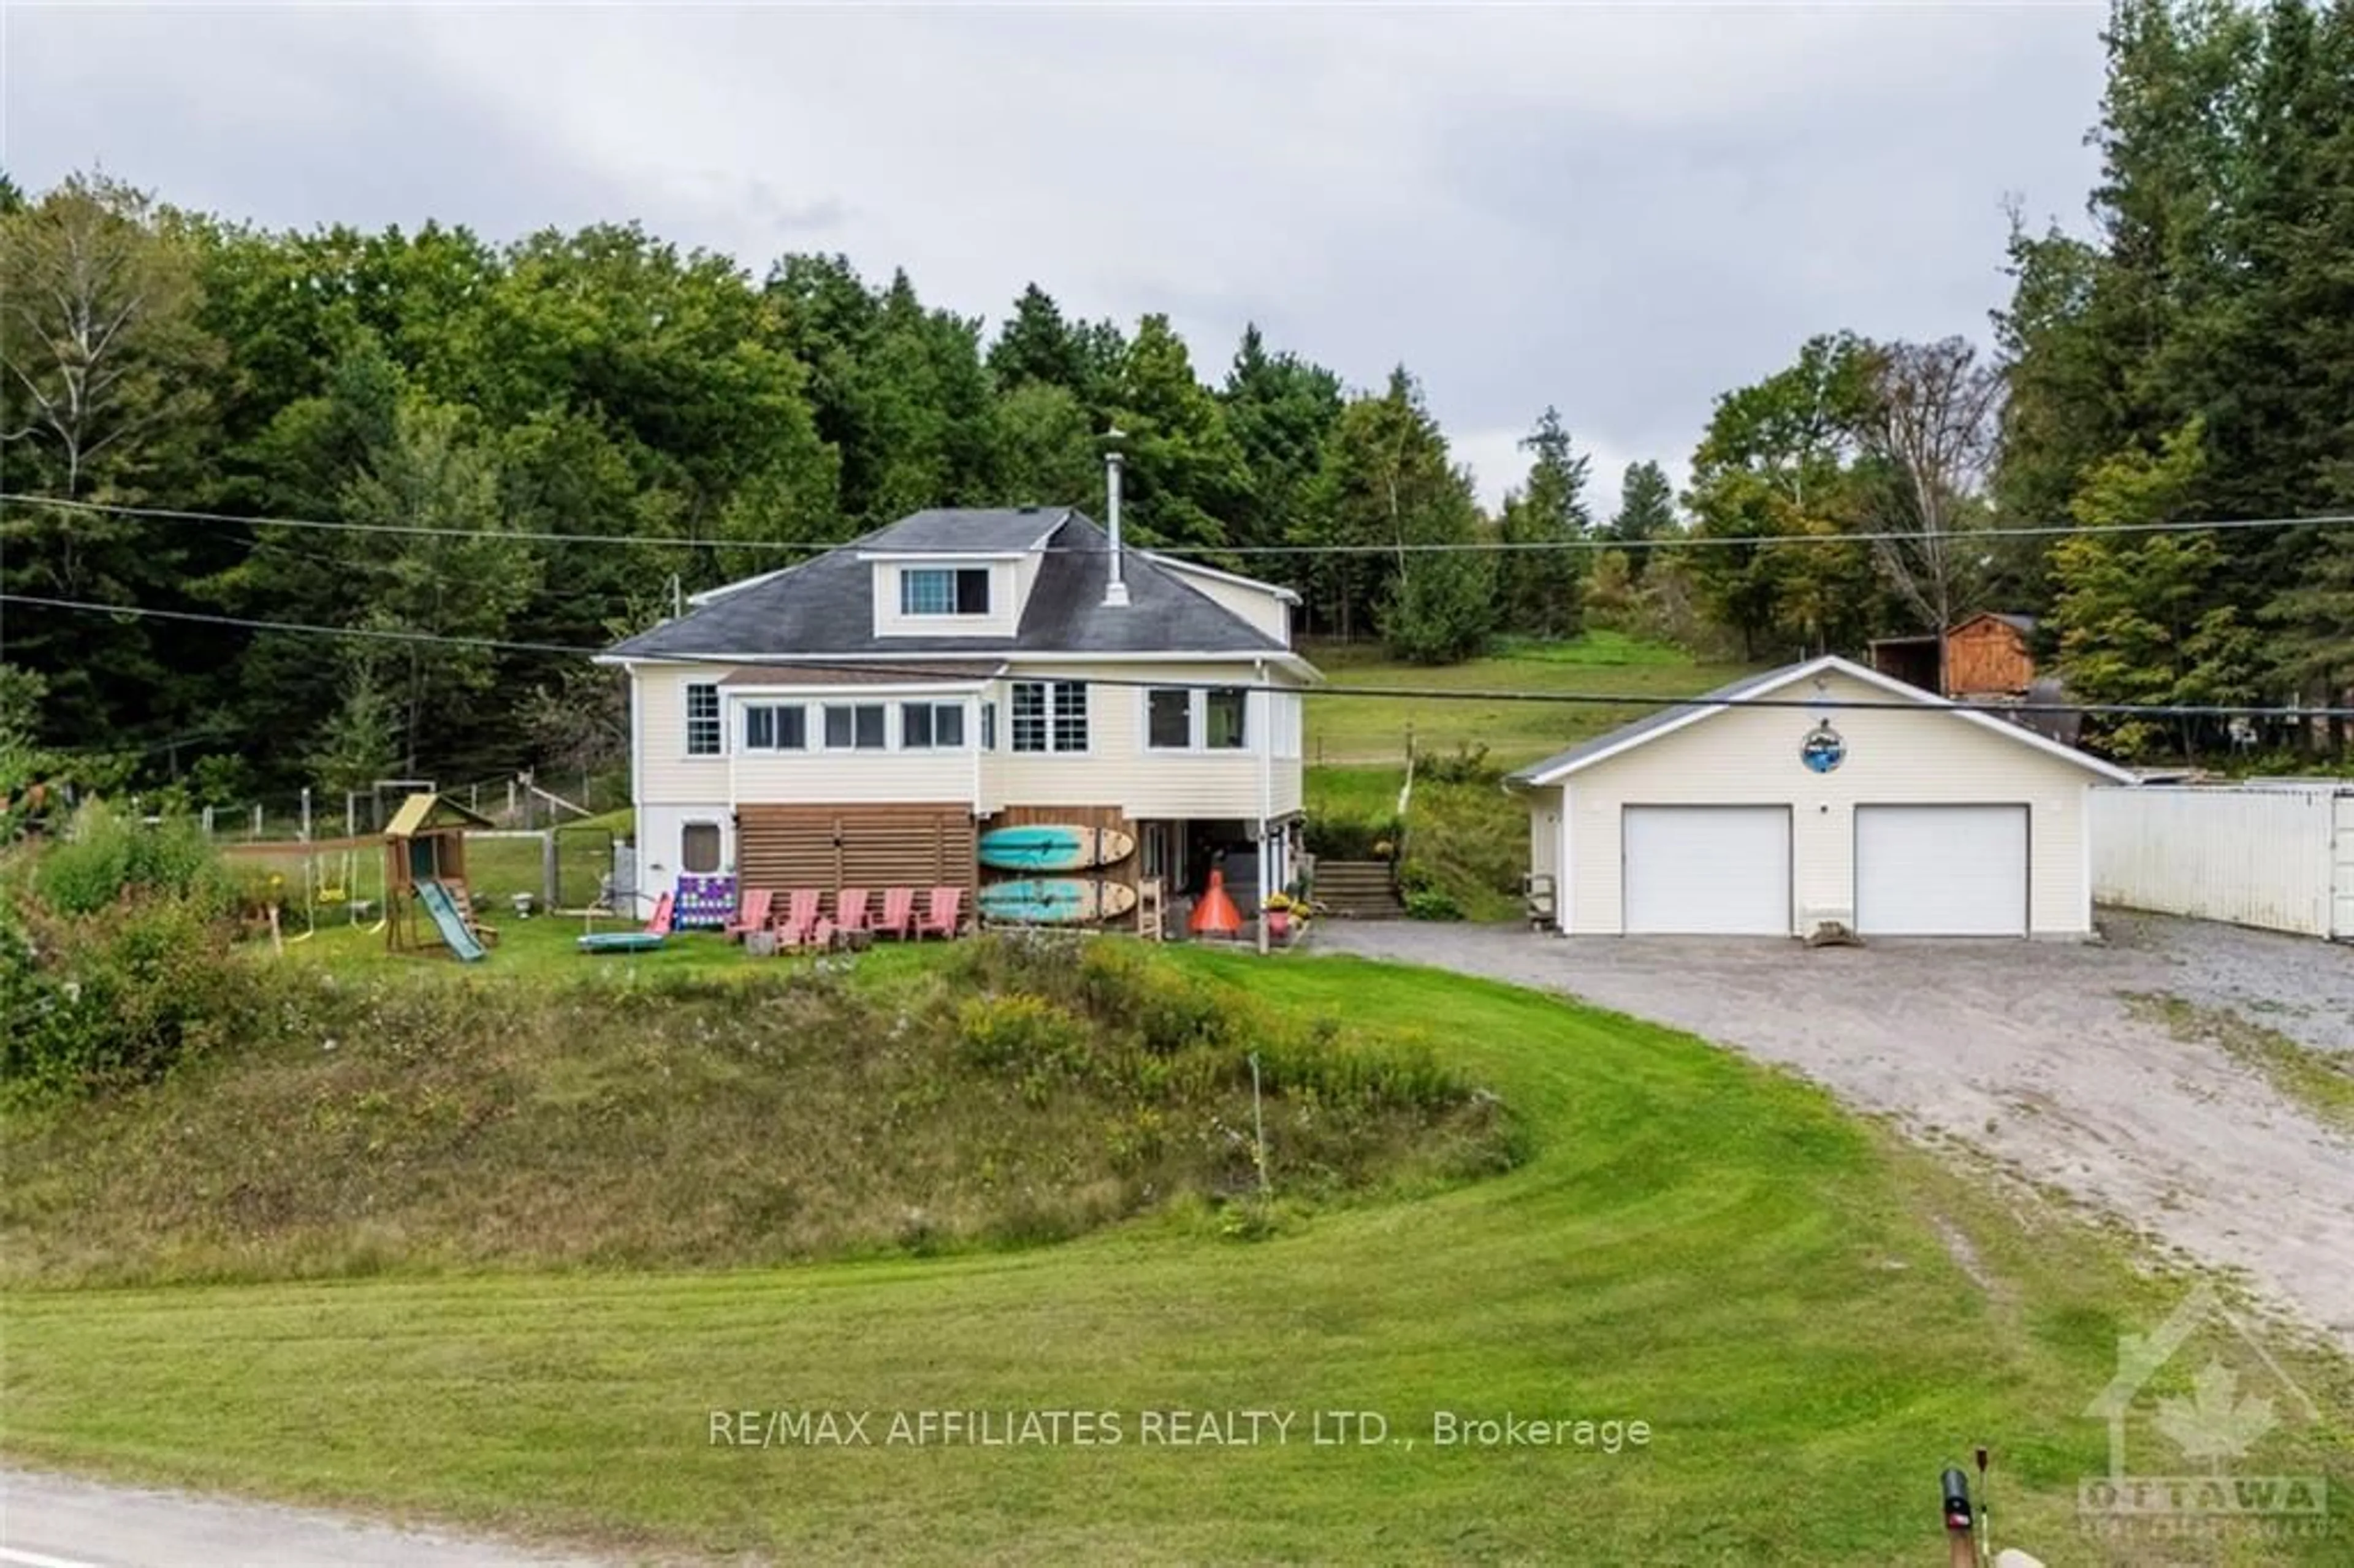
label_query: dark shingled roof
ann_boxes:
[860,507,1070,554]
[606,510,1287,662]
[1506,661,1815,784]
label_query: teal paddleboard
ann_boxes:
[976,877,1139,924]
[578,932,666,954]
[978,823,1135,872]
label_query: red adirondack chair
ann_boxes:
[725,888,774,942]
[914,886,962,940]
[771,889,823,946]
[834,887,872,934]
[644,891,675,935]
[872,886,916,940]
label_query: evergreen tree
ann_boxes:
[2050,421,2262,759]
[1303,368,1491,661]
[1219,324,1343,564]
[1494,408,1591,640]
[1107,314,1249,552]
[1607,460,1677,577]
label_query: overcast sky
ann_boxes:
[5,2,2109,512]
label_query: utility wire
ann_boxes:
[7,490,2353,558]
[10,592,2351,720]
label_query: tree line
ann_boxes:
[1683,0,2354,761]
[4,0,2350,797]
[0,168,1683,795]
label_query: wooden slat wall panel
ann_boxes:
[737,804,977,896]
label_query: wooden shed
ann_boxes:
[1868,612,2040,699]
[1945,612,2039,698]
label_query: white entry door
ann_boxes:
[1854,804,2028,935]
[1621,806,1791,934]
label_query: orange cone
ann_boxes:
[1188,868,1244,938]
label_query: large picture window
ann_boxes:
[1010,680,1087,753]
[900,566,991,617]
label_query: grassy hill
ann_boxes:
[1303,634,1760,920]
[1,931,1512,1285]
[8,938,2347,1562]
[1303,631,1756,769]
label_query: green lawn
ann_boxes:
[7,948,2344,1562]
[1303,632,1756,767]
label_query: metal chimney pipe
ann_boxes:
[1103,429,1130,607]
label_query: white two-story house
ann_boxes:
[598,499,1319,923]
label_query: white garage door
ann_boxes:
[1622,806,1790,934]
[1855,804,2028,935]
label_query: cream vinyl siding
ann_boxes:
[635,665,733,805]
[1558,669,2097,935]
[980,661,1305,820]
[1149,561,1293,646]
[1529,793,1561,898]
[633,659,1307,824]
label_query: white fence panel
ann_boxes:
[2337,796,2354,940]
[2092,785,2345,938]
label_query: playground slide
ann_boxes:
[415,878,489,963]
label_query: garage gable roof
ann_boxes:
[1507,653,2137,786]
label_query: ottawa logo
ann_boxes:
[2078,1284,2331,1535]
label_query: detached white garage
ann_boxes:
[1510,655,2135,938]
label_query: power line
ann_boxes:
[9,592,2350,720]
[7,490,2353,559]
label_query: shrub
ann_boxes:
[32,799,235,918]
[1404,887,1465,921]
[1415,742,1499,786]
[1303,812,1401,860]
[1,889,256,1097]
[956,992,1091,1075]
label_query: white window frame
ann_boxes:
[821,702,890,752]
[1145,687,1194,752]
[1204,686,1249,752]
[685,681,722,756]
[899,565,991,618]
[900,699,967,751]
[742,702,808,754]
[1010,680,1088,755]
[1139,685,1249,753]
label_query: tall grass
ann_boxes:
[31,799,236,917]
[1,935,1519,1285]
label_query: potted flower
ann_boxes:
[1262,891,1298,943]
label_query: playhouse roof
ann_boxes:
[383,793,497,839]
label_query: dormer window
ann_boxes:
[901,566,991,617]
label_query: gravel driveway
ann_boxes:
[1314,913,2354,1351]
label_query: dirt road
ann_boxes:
[1316,913,2354,1350]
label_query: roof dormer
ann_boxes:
[864,552,1023,639]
